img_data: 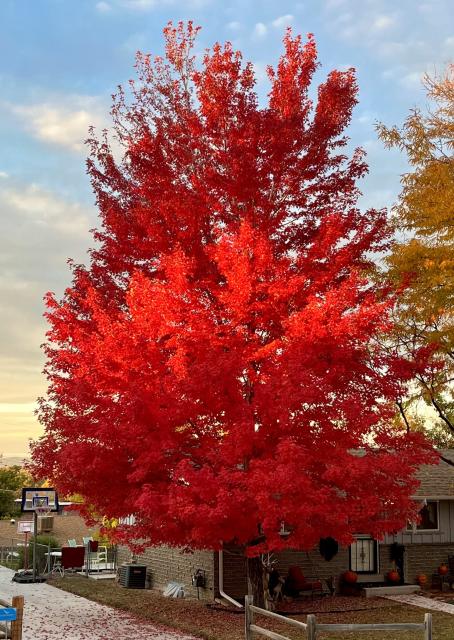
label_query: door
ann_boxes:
[350,536,378,574]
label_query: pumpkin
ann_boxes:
[416,574,428,585]
[438,564,449,576]
[343,570,358,584]
[387,570,400,583]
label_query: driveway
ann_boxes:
[0,567,197,639]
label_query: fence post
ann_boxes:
[245,595,254,640]
[307,614,316,640]
[424,612,432,640]
[11,595,24,640]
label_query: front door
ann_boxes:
[350,536,378,574]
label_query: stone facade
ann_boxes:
[117,544,216,600]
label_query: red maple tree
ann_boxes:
[32,23,435,601]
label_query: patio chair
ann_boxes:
[86,540,108,572]
[284,566,324,598]
[60,546,85,575]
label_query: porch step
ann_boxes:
[364,585,421,598]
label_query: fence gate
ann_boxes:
[244,595,433,640]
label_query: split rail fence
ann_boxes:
[245,595,433,640]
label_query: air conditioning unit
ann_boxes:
[38,515,54,533]
[118,564,147,589]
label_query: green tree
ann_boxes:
[0,465,33,518]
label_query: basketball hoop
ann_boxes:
[35,506,51,516]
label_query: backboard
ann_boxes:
[21,487,59,513]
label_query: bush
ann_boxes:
[17,534,60,573]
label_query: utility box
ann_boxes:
[118,564,147,589]
[38,515,54,532]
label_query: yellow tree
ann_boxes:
[377,66,454,456]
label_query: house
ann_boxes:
[0,503,97,548]
[117,450,454,600]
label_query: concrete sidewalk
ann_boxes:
[0,567,197,639]
[385,593,454,614]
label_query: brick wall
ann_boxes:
[404,544,454,584]
[220,544,351,599]
[117,545,215,600]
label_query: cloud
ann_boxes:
[96,1,112,11]
[0,171,8,179]
[9,96,107,153]
[226,21,242,31]
[111,0,211,9]
[1,183,91,237]
[252,23,268,40]
[324,0,454,90]
[0,176,98,453]
[272,15,294,29]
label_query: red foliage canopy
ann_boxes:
[31,23,436,553]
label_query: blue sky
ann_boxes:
[0,0,453,456]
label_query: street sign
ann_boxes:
[0,608,16,621]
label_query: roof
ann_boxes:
[413,449,454,499]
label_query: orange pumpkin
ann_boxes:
[438,564,449,575]
[387,570,400,583]
[343,570,358,584]
[416,574,428,585]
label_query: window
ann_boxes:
[407,501,439,531]
[350,536,378,574]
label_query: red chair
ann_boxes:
[61,546,85,572]
[285,566,324,598]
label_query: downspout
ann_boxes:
[218,549,243,608]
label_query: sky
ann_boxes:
[0,0,453,458]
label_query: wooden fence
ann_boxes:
[244,595,433,640]
[0,596,24,640]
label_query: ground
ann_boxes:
[0,567,196,640]
[49,575,454,640]
[3,564,454,639]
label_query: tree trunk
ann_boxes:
[246,555,267,609]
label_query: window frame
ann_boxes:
[407,500,439,533]
[349,535,379,575]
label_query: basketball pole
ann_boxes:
[32,510,38,581]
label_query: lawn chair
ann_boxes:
[284,566,324,598]
[86,539,108,572]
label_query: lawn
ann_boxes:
[50,575,454,640]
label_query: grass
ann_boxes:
[0,558,21,571]
[50,575,454,640]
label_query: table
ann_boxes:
[44,551,62,574]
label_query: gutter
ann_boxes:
[218,549,243,608]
